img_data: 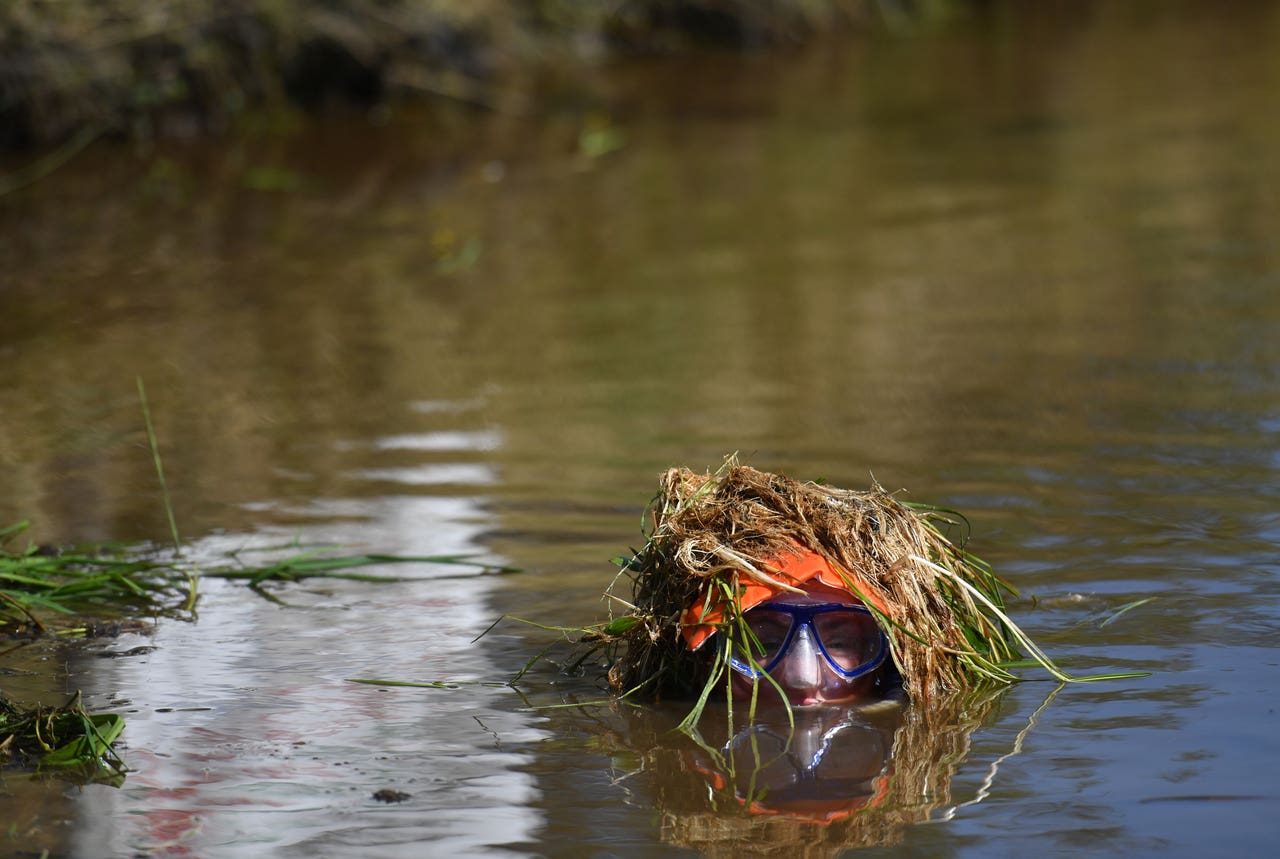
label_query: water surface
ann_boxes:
[2,2,1279,856]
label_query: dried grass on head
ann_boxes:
[604,459,1025,706]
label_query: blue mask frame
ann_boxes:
[728,602,889,680]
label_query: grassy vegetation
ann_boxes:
[0,692,127,783]
[0,519,514,635]
[0,0,890,150]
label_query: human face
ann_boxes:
[728,582,887,707]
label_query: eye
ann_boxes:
[814,612,881,670]
[823,633,857,651]
[745,611,792,658]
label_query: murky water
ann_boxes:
[4,2,1280,856]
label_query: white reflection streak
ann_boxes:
[375,430,502,452]
[333,429,504,453]
[355,464,497,486]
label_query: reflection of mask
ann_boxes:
[602,687,1013,853]
[690,707,896,824]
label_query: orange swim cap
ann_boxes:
[680,546,888,651]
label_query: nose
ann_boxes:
[776,623,824,700]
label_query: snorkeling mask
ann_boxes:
[730,602,888,681]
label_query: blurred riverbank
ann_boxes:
[0,0,951,151]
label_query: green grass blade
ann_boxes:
[1099,597,1154,628]
[137,377,182,554]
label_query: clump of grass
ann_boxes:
[592,456,1143,726]
[0,691,127,783]
[0,520,515,634]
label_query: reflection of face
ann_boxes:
[723,706,889,817]
[731,583,883,707]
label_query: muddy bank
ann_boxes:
[0,0,916,151]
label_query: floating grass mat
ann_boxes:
[0,520,514,634]
[0,691,126,783]
[594,458,1143,724]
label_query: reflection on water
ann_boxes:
[3,1,1280,856]
[541,690,1007,857]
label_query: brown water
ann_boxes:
[3,2,1280,856]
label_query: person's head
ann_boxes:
[680,548,892,707]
